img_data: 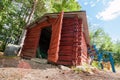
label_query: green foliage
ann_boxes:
[0,0,81,51]
[0,41,3,51]
[89,25,120,65]
[34,0,47,19]
[51,0,81,12]
[72,63,96,74]
[113,41,120,65]
[0,0,49,49]
[92,61,99,68]
[90,27,113,50]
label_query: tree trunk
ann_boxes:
[18,0,38,56]
[26,0,38,25]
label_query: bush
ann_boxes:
[92,61,99,68]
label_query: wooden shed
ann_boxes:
[21,11,90,66]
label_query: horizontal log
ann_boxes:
[62,25,74,28]
[24,38,39,44]
[21,53,35,59]
[22,49,35,53]
[62,28,74,32]
[22,45,36,49]
[61,32,73,35]
[58,55,72,61]
[57,61,72,66]
[60,40,73,43]
[59,52,72,56]
[60,43,73,46]
[23,45,37,49]
[21,53,35,58]
[63,20,76,24]
[63,18,75,21]
[60,37,74,41]
[25,35,40,39]
[60,41,73,43]
[21,52,33,56]
[29,26,41,31]
[28,30,40,34]
[59,49,72,52]
[81,52,87,57]
[23,42,36,45]
[61,35,74,38]
[60,45,73,47]
[62,26,74,30]
[81,58,88,63]
[24,41,37,45]
[26,33,40,36]
[62,29,82,34]
[24,38,38,41]
[63,19,76,23]
[24,39,39,43]
[60,41,74,45]
[61,30,74,34]
[60,45,73,50]
[81,53,88,60]
[21,55,32,59]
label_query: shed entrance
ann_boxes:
[36,26,52,59]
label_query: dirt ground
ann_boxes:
[0,57,120,80]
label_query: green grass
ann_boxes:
[0,55,20,59]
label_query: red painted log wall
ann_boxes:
[21,16,89,66]
[57,16,83,66]
[80,33,88,65]
[21,20,52,58]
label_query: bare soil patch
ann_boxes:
[0,56,120,80]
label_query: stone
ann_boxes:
[31,58,47,64]
[4,44,20,56]
[59,65,71,71]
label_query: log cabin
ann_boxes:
[21,11,90,66]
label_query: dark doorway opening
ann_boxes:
[36,26,52,59]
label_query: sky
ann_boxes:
[78,0,120,42]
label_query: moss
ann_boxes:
[0,55,20,59]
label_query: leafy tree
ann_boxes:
[112,41,120,64]
[0,0,82,52]
[89,26,113,51]
[51,0,81,12]
[89,25,120,65]
[0,0,48,51]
